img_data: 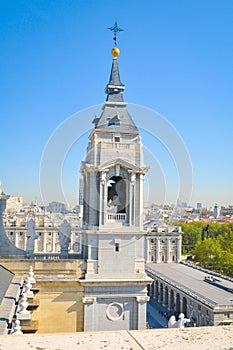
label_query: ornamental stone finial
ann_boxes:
[23,276,34,298]
[28,265,36,284]
[11,319,23,335]
[17,293,30,315]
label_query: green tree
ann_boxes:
[192,238,222,269]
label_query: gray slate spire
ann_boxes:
[105,57,125,103]
[108,57,124,87]
[94,57,138,132]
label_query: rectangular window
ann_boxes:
[114,136,120,142]
[115,243,119,252]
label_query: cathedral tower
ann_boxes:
[80,25,152,331]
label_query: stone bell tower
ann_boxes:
[80,24,152,332]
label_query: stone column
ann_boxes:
[99,172,106,226]
[139,174,144,229]
[24,234,27,251]
[69,232,73,253]
[52,232,56,253]
[88,243,92,259]
[93,136,97,166]
[82,171,87,228]
[88,172,98,226]
[34,235,38,253]
[179,297,183,315]
[186,300,193,321]
[129,173,136,226]
[99,173,103,225]
[167,290,171,311]
[156,238,160,263]
[15,231,19,248]
[158,284,163,304]
[43,231,47,253]
[177,237,182,262]
[166,238,171,263]
[103,173,108,224]
[146,238,150,262]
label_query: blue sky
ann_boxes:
[1,0,233,207]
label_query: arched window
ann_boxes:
[107,176,126,213]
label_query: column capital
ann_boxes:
[130,172,136,183]
[136,296,150,303]
[100,171,107,184]
[82,296,96,304]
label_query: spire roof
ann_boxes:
[92,23,138,133]
[93,56,138,132]
[105,57,125,104]
[108,57,124,87]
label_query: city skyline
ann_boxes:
[1,1,233,207]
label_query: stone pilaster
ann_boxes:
[136,296,150,330]
[177,237,182,262]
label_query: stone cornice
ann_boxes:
[80,278,153,287]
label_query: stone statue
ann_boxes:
[168,313,190,328]
[58,219,71,258]
[25,219,38,257]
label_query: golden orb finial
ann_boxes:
[111,47,120,57]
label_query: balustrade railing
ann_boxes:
[101,142,133,150]
[107,213,126,222]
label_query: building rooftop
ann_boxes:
[146,263,233,307]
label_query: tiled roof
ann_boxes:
[96,106,138,132]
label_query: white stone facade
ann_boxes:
[80,54,152,331]
[146,225,182,263]
[5,225,81,255]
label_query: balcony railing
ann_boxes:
[101,142,133,150]
[107,213,126,222]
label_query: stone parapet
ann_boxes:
[0,327,233,349]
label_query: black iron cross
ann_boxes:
[108,21,124,46]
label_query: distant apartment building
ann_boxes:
[221,205,233,216]
[5,196,24,213]
[146,224,182,263]
[3,211,81,255]
[46,201,67,213]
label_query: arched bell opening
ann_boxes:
[107,176,126,214]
